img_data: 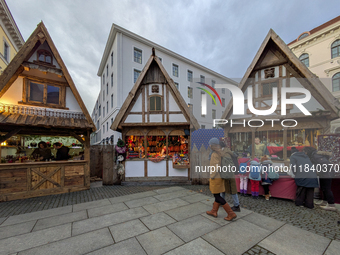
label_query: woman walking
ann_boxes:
[206,138,237,221]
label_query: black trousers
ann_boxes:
[319,178,334,204]
[263,185,270,195]
[213,193,226,205]
[295,186,314,209]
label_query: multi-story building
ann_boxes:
[0,0,24,73]
[91,23,237,145]
[288,15,340,133]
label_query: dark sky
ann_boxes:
[7,0,340,111]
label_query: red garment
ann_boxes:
[267,146,304,155]
[250,180,260,192]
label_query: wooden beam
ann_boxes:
[71,132,85,145]
[0,129,21,143]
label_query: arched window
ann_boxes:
[298,32,309,40]
[37,49,53,64]
[331,40,340,59]
[150,95,162,111]
[332,72,340,92]
[299,53,309,67]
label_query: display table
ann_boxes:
[267,146,304,155]
[236,175,297,200]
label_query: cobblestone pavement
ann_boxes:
[243,245,276,255]
[1,183,340,245]
[183,185,340,242]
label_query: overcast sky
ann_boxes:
[7,0,340,112]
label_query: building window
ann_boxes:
[111,52,113,66]
[36,49,53,65]
[201,125,205,129]
[188,103,193,114]
[200,75,205,83]
[188,87,193,98]
[99,105,101,116]
[106,84,108,94]
[174,82,179,89]
[187,70,193,82]
[107,122,108,131]
[332,72,340,92]
[222,88,225,94]
[103,90,105,101]
[24,79,64,107]
[201,91,206,116]
[134,48,142,63]
[111,118,113,125]
[103,107,105,117]
[3,41,9,62]
[106,101,108,113]
[103,125,105,134]
[102,74,105,85]
[97,120,99,129]
[298,32,309,40]
[222,98,225,107]
[106,65,108,76]
[111,94,113,108]
[172,64,179,77]
[212,109,216,119]
[299,53,309,67]
[158,57,162,62]
[212,80,216,88]
[212,95,216,105]
[262,81,278,96]
[134,69,141,83]
[111,73,113,87]
[150,95,162,111]
[331,39,340,59]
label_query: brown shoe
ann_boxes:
[265,195,270,201]
[222,203,237,221]
[206,202,220,218]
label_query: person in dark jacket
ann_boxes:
[32,141,52,161]
[290,147,318,209]
[53,142,70,161]
[304,147,336,211]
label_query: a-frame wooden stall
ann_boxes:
[112,49,199,183]
[221,29,340,163]
[0,22,96,201]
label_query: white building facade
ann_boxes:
[288,15,340,133]
[91,24,237,145]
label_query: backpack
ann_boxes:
[250,163,261,180]
[239,160,250,175]
[264,164,279,181]
[311,152,333,178]
[220,156,236,179]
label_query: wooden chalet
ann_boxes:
[112,49,199,183]
[0,22,96,201]
[221,29,340,163]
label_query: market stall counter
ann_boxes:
[0,160,88,202]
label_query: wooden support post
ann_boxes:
[144,134,148,177]
[283,129,287,161]
[84,130,91,188]
[103,144,114,185]
[166,133,169,177]
[188,134,191,180]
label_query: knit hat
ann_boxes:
[291,147,299,154]
[261,156,269,162]
[208,138,220,146]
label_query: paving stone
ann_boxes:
[108,191,158,204]
[153,190,194,201]
[259,224,330,255]
[87,237,147,255]
[72,199,111,212]
[203,219,271,255]
[242,212,285,232]
[87,202,129,218]
[143,198,189,214]
[154,186,186,194]
[1,206,72,226]
[164,237,224,255]
[18,228,113,255]
[137,227,184,255]
[72,207,149,236]
[165,202,212,221]
[140,212,177,230]
[201,212,232,226]
[0,217,6,225]
[124,197,160,209]
[167,215,220,242]
[33,210,88,231]
[324,239,340,255]
[180,193,212,203]
[0,221,36,240]
[0,223,71,254]
[109,219,149,242]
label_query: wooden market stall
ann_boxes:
[0,22,96,201]
[221,29,340,199]
[111,49,199,183]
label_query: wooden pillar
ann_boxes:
[188,134,191,180]
[166,133,169,177]
[103,145,114,185]
[283,129,287,161]
[84,130,91,188]
[144,131,148,177]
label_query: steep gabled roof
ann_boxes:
[111,51,200,132]
[0,21,95,131]
[221,29,340,121]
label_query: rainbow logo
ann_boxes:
[196,82,222,106]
